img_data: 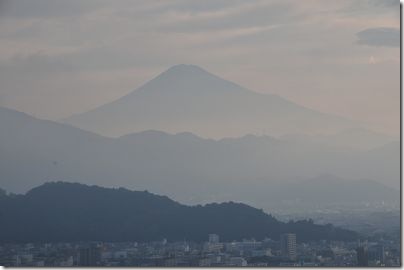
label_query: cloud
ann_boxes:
[0,0,103,18]
[356,27,399,47]
[156,1,295,33]
[0,0,399,135]
[369,0,399,8]
[339,0,399,16]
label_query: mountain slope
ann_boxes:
[0,106,114,192]
[0,106,399,207]
[0,182,358,243]
[64,64,355,138]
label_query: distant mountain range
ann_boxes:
[280,128,395,151]
[0,182,358,243]
[64,64,357,138]
[0,106,398,209]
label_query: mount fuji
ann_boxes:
[65,64,356,138]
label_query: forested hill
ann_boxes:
[0,182,358,243]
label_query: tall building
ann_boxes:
[78,245,101,266]
[209,234,219,244]
[204,234,223,253]
[280,233,297,260]
[356,246,369,266]
[368,245,385,265]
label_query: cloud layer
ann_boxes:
[0,0,400,136]
[357,27,400,47]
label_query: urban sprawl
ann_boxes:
[0,233,400,267]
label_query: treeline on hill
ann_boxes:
[0,182,358,243]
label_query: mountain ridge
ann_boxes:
[0,106,399,206]
[0,181,359,243]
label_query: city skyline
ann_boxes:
[0,182,400,266]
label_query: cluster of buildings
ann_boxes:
[0,234,400,267]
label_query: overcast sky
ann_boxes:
[0,0,400,136]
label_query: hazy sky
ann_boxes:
[0,0,400,136]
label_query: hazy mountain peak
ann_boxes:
[133,63,247,96]
[164,64,207,74]
[159,64,220,81]
[64,65,356,138]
